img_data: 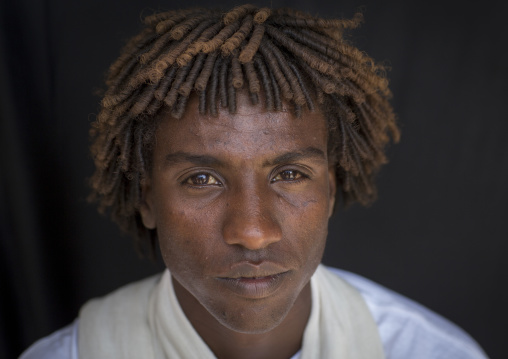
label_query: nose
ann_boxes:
[222,183,282,250]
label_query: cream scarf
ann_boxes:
[79,265,385,359]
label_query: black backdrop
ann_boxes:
[1,0,507,358]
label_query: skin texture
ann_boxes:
[140,92,336,359]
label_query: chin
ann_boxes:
[212,307,291,334]
[210,300,293,334]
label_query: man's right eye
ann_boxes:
[185,173,222,186]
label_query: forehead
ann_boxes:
[154,93,328,159]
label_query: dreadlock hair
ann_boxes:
[89,4,400,255]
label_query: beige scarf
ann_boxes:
[79,265,385,359]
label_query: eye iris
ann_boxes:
[193,174,209,185]
[281,170,297,180]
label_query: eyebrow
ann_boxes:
[163,147,326,168]
[164,152,224,167]
[263,147,326,167]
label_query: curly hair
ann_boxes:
[89,4,400,255]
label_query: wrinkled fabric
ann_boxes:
[20,267,489,359]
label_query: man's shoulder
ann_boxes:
[19,320,78,359]
[18,274,161,359]
[325,266,488,359]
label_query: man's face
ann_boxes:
[140,93,336,334]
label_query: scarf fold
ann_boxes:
[300,265,385,358]
[79,265,384,359]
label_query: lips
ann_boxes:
[215,262,290,299]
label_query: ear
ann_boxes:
[139,179,156,229]
[327,166,337,218]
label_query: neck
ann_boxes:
[172,278,312,359]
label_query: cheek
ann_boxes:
[281,190,330,261]
[156,205,219,275]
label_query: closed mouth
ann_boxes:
[216,271,289,299]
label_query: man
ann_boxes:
[21,4,487,358]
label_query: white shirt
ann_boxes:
[20,267,488,359]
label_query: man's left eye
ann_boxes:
[271,170,305,182]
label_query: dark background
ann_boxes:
[1,0,506,358]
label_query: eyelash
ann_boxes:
[183,173,222,187]
[183,168,309,188]
[270,169,309,183]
